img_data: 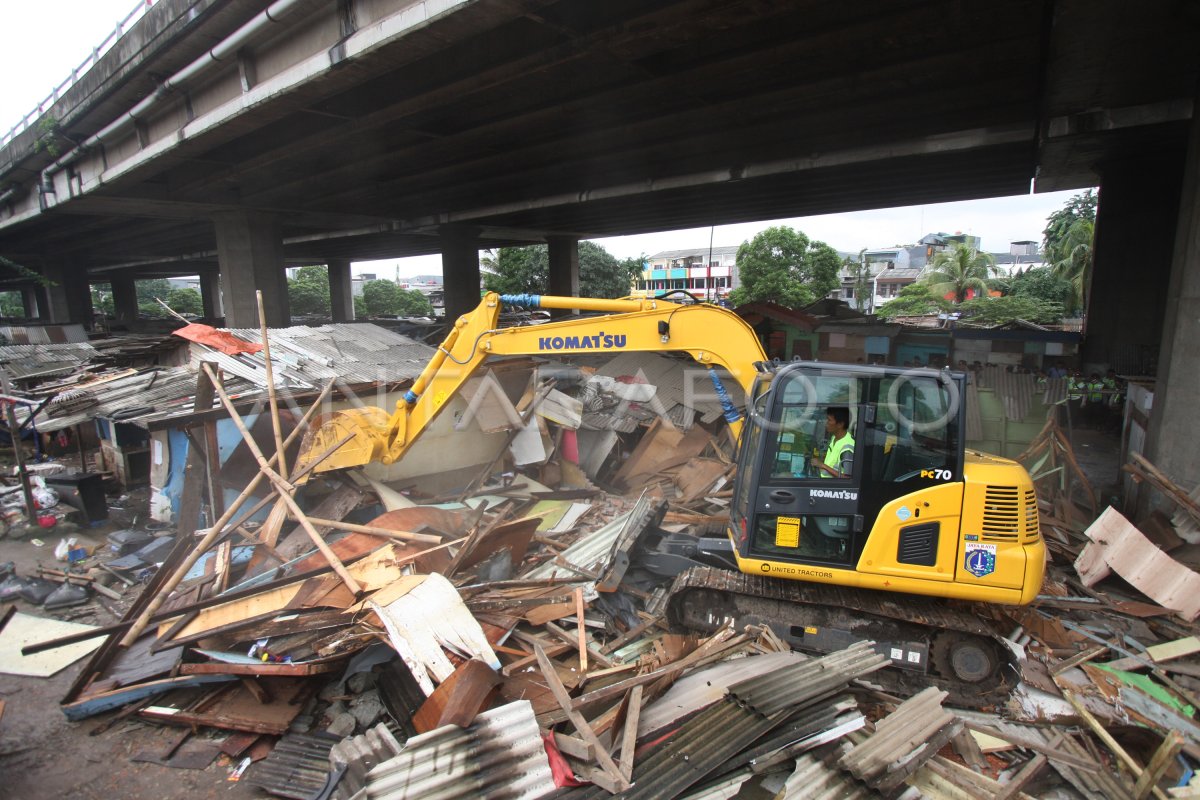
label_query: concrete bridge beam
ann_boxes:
[547,236,580,317]
[39,262,93,327]
[199,268,223,320]
[1084,157,1182,373]
[440,226,481,323]
[214,212,289,327]
[111,276,140,326]
[20,286,39,319]
[328,258,354,322]
[1147,94,1200,505]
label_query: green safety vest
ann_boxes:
[1087,381,1104,403]
[1103,377,1120,406]
[822,433,855,478]
[1068,378,1083,400]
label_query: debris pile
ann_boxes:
[1,320,1199,798]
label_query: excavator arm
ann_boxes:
[297,292,768,473]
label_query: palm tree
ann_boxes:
[925,244,997,303]
[1047,218,1093,314]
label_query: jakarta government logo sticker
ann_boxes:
[964,543,997,578]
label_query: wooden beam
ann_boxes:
[534,644,629,792]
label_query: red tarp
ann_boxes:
[172,324,263,355]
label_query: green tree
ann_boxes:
[1047,218,1093,314]
[0,292,23,317]
[957,295,1064,325]
[580,243,641,298]
[848,251,871,312]
[1042,189,1097,261]
[353,295,367,318]
[288,265,332,316]
[361,280,433,316]
[166,288,203,316]
[925,244,997,303]
[482,246,546,296]
[482,242,641,299]
[1007,267,1074,310]
[728,226,841,309]
[135,278,173,305]
[875,283,952,319]
[91,284,114,317]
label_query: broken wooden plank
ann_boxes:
[619,684,643,783]
[534,644,629,792]
[1060,688,1169,800]
[1135,731,1185,800]
[1075,507,1200,620]
[411,658,501,734]
[575,587,587,674]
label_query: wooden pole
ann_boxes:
[256,290,288,479]
[118,377,336,647]
[203,364,361,595]
[301,516,442,545]
[0,370,37,521]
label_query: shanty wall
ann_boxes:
[149,393,508,522]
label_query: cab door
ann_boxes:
[741,364,868,567]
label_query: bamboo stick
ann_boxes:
[203,364,361,595]
[301,516,442,545]
[256,290,288,479]
[118,377,336,647]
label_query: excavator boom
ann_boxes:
[296,292,767,474]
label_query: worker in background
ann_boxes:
[1067,369,1084,424]
[818,406,855,479]
[1104,369,1123,431]
[1085,372,1106,428]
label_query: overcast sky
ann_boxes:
[4,1,1090,279]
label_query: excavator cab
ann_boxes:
[727,361,1045,605]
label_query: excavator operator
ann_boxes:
[818,406,854,479]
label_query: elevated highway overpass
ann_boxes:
[0,0,1197,490]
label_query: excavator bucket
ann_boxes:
[294,406,392,475]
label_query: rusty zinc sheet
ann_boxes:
[358,700,554,800]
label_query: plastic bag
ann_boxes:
[54,536,77,561]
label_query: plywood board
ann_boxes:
[0,612,104,677]
[1076,507,1200,620]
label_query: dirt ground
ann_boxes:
[0,424,1129,799]
[0,495,265,800]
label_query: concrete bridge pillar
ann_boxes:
[199,268,223,320]
[214,212,289,327]
[111,276,140,325]
[328,258,355,322]
[1083,156,1182,372]
[440,226,481,323]
[39,262,93,326]
[1146,98,1200,505]
[547,236,580,318]
[20,286,40,319]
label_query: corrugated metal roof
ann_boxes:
[726,641,890,716]
[782,751,873,799]
[522,506,633,581]
[18,366,256,432]
[0,342,98,379]
[836,687,956,789]
[246,731,342,800]
[360,700,554,800]
[0,324,89,344]
[640,651,805,738]
[198,323,432,389]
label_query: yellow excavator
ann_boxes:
[300,291,1045,706]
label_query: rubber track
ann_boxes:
[667,566,1018,709]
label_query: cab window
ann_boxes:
[765,372,862,480]
[870,375,959,482]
